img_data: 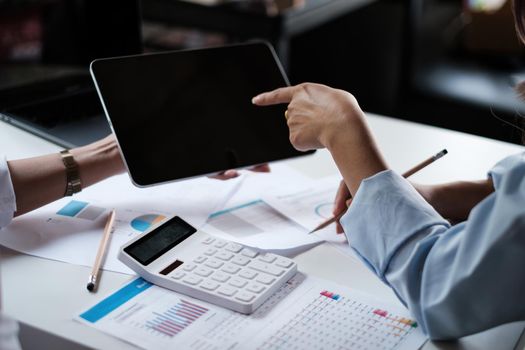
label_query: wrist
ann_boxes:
[70,136,125,188]
[413,183,436,206]
[60,150,82,196]
[322,110,368,153]
[323,114,387,195]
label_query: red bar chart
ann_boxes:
[146,299,208,337]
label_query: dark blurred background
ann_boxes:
[1,0,524,145]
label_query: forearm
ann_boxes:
[324,111,388,196]
[7,136,124,216]
[253,83,388,196]
[416,179,494,222]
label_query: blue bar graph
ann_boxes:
[57,200,88,217]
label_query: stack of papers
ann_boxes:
[0,163,358,272]
[0,173,243,274]
[77,274,427,350]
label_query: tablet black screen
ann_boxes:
[91,42,313,186]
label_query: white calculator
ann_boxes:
[119,215,297,314]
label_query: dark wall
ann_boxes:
[289,0,405,116]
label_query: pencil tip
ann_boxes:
[87,283,95,292]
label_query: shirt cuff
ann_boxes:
[488,152,525,189]
[340,170,449,281]
[0,157,16,227]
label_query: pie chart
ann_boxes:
[314,202,333,219]
[131,214,166,232]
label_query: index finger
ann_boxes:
[252,86,297,106]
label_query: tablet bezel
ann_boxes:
[90,41,315,187]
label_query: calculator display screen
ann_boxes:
[125,216,196,265]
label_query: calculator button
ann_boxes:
[204,248,218,256]
[200,280,220,291]
[194,256,207,264]
[204,259,224,269]
[259,254,277,263]
[229,277,248,288]
[182,275,202,285]
[256,274,276,285]
[239,269,258,280]
[241,248,258,258]
[194,267,213,277]
[235,291,256,303]
[231,256,250,266]
[217,285,238,297]
[247,283,266,294]
[222,264,241,274]
[275,258,293,268]
[216,251,234,261]
[182,263,197,272]
[170,271,186,280]
[202,237,215,245]
[249,261,284,276]
[211,271,230,282]
[225,243,243,253]
[214,240,227,248]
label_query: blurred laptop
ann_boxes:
[0,0,142,148]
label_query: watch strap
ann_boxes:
[60,150,82,196]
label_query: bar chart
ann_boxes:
[146,299,208,338]
[56,200,105,221]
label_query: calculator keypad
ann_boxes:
[169,237,296,312]
[182,263,196,272]
[239,269,257,280]
[232,256,250,266]
[256,275,275,285]
[205,259,223,269]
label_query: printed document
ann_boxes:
[201,164,323,254]
[263,175,342,231]
[76,273,427,350]
[263,175,360,260]
[0,173,243,274]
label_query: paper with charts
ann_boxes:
[0,173,243,274]
[203,199,323,253]
[76,273,426,350]
[200,164,324,254]
[262,175,360,260]
[263,175,343,232]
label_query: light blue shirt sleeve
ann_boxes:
[341,152,525,340]
[0,157,16,229]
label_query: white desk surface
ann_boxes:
[1,114,524,349]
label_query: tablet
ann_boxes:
[90,42,314,187]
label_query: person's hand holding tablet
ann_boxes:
[90,42,312,187]
[212,163,271,180]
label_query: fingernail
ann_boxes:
[251,96,260,104]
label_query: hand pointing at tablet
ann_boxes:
[252,83,387,196]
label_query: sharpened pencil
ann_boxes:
[309,149,448,234]
[87,209,116,291]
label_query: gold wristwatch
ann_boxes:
[60,150,82,196]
